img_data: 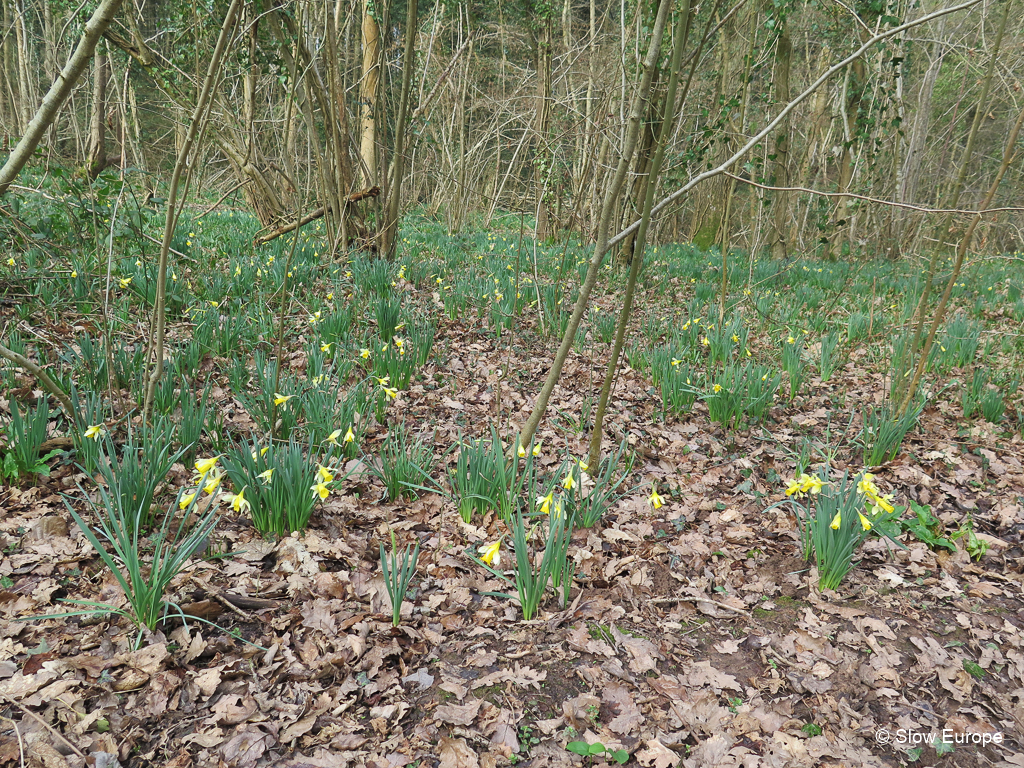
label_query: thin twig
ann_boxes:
[650,596,750,616]
[6,702,85,759]
[721,172,1024,216]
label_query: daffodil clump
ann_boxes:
[219,438,346,537]
[775,469,905,590]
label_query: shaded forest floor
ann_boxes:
[0,209,1023,768]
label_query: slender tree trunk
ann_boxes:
[87,44,109,179]
[359,0,381,186]
[587,0,692,469]
[534,15,554,240]
[381,0,419,257]
[517,0,672,453]
[768,23,791,259]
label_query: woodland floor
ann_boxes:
[2,277,1024,768]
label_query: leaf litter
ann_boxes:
[1,292,1023,768]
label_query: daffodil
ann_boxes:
[785,478,803,497]
[321,342,333,353]
[787,335,795,344]
[195,455,220,476]
[317,464,334,483]
[870,493,895,514]
[858,513,872,531]
[311,481,330,500]
[250,446,270,460]
[562,472,577,491]
[344,427,355,444]
[538,491,554,514]
[84,424,106,440]
[731,334,740,343]
[830,511,842,530]
[257,468,274,484]
[202,469,224,494]
[518,444,527,458]
[119,277,132,288]
[5,257,13,266]
[532,441,542,457]
[671,358,682,367]
[326,429,342,445]
[713,383,722,393]
[274,393,294,406]
[480,540,501,567]
[179,491,197,510]
[701,336,710,346]
[225,488,251,513]
[382,386,398,399]
[799,473,824,495]
[649,487,664,509]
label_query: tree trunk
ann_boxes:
[534,15,554,240]
[359,0,381,186]
[87,44,109,179]
[380,0,419,257]
[768,24,791,259]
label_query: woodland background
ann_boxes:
[0,0,1021,259]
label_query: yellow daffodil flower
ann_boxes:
[119,277,132,288]
[480,541,501,567]
[84,424,106,440]
[713,383,722,393]
[203,469,224,494]
[799,474,824,495]
[533,442,542,457]
[226,488,251,513]
[701,336,710,346]
[311,481,330,500]
[671,358,682,367]
[250,446,270,460]
[563,472,577,491]
[382,386,398,399]
[321,342,332,353]
[859,513,872,531]
[376,376,390,386]
[649,487,664,509]
[179,491,197,510]
[830,512,842,530]
[518,444,527,458]
[326,429,342,444]
[71,270,77,278]
[787,335,795,344]
[274,393,294,406]
[317,465,334,483]
[257,468,274,484]
[538,491,554,514]
[731,334,740,343]
[344,427,355,444]
[871,493,895,514]
[195,455,220,476]
[857,473,881,499]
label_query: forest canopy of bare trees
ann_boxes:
[0,0,1020,258]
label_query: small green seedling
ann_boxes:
[566,741,629,764]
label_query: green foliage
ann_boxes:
[2,399,61,483]
[380,531,420,627]
[566,741,629,764]
[94,427,179,535]
[861,401,922,466]
[372,423,437,501]
[774,470,905,591]
[221,437,337,537]
[37,487,220,647]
